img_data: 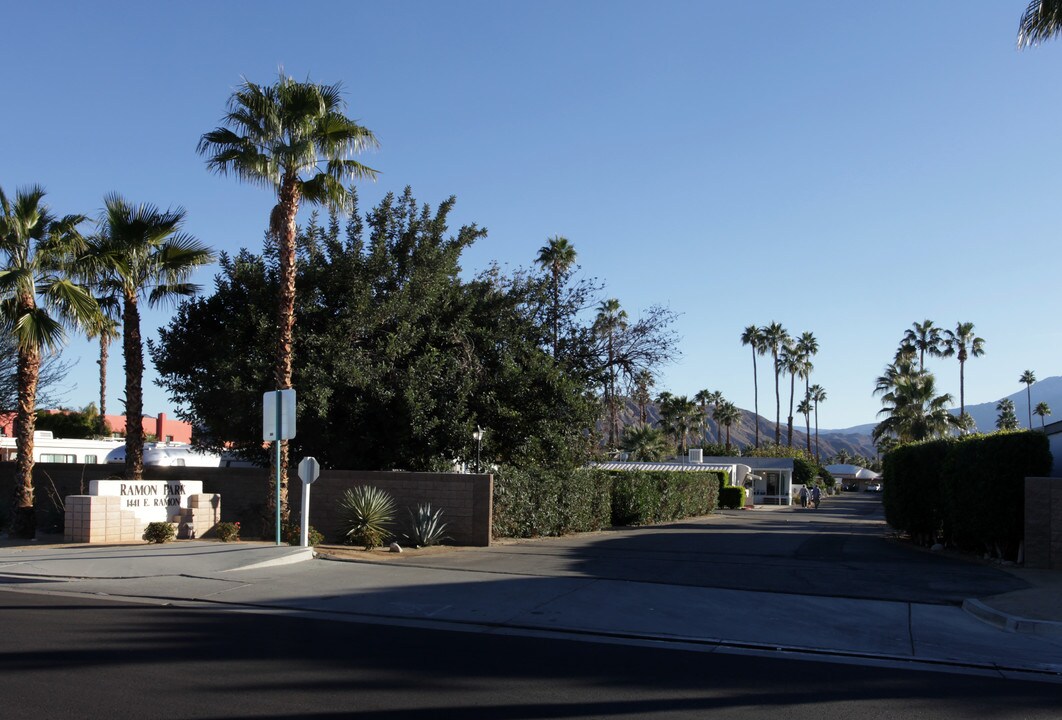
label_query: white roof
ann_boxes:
[592,461,735,473]
[825,463,881,480]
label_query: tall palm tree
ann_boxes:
[796,330,818,407]
[797,396,813,455]
[0,186,96,537]
[708,390,724,444]
[942,322,985,422]
[1034,401,1052,429]
[198,74,378,519]
[1018,0,1062,47]
[86,195,214,480]
[902,320,942,372]
[594,298,628,449]
[1020,370,1036,429]
[631,370,653,424]
[694,389,712,446]
[85,310,120,436]
[713,400,741,454]
[761,322,789,445]
[808,384,827,463]
[781,339,812,448]
[996,398,1019,431]
[621,424,667,462]
[740,325,764,447]
[535,235,576,358]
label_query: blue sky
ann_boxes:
[1,1,1059,431]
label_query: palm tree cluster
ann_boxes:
[873,320,988,447]
[740,323,822,453]
[995,398,1019,431]
[0,186,214,537]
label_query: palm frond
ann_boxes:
[1019,0,1062,47]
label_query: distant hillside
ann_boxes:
[613,398,877,460]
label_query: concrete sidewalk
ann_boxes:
[0,539,1060,680]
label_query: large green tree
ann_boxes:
[809,383,827,464]
[873,364,960,444]
[0,186,97,537]
[902,320,942,372]
[1034,401,1052,428]
[996,398,1019,431]
[85,195,214,479]
[198,74,378,519]
[761,322,789,445]
[151,190,597,481]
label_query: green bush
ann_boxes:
[216,521,241,542]
[338,485,396,549]
[282,523,325,546]
[492,466,611,538]
[608,470,722,526]
[143,522,175,544]
[883,439,952,546]
[941,431,1051,559]
[719,485,747,509]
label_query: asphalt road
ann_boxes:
[395,493,1027,604]
[2,593,1059,720]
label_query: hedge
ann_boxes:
[719,485,747,509]
[492,467,723,538]
[882,439,952,546]
[940,431,1050,559]
[882,431,1051,560]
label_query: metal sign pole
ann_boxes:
[275,391,282,546]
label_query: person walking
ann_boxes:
[799,485,809,509]
[811,485,821,510]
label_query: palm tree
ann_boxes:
[631,370,653,424]
[809,384,827,464]
[621,424,667,462]
[694,389,712,446]
[1018,1,1062,47]
[781,339,811,448]
[85,311,120,436]
[902,320,943,372]
[941,322,985,422]
[708,390,724,444]
[797,396,813,455]
[535,235,576,358]
[996,398,1019,431]
[0,186,96,537]
[873,367,960,444]
[594,298,628,449]
[1020,370,1036,429]
[796,330,818,409]
[86,195,214,480]
[1034,401,1052,429]
[713,401,741,454]
[761,322,789,445]
[198,74,377,520]
[740,325,764,447]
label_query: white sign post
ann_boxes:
[263,389,297,545]
[297,456,320,548]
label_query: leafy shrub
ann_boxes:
[338,485,396,549]
[719,485,747,509]
[609,470,722,526]
[492,466,611,538]
[143,522,175,544]
[282,523,324,546]
[216,521,241,542]
[403,503,451,547]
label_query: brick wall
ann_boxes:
[0,463,492,546]
[1025,477,1062,570]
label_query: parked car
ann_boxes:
[865,482,883,493]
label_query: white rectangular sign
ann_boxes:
[89,479,204,524]
[263,389,297,441]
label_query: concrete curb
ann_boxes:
[962,598,1062,638]
[224,546,316,572]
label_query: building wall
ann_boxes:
[103,413,193,444]
[1025,477,1062,570]
[0,463,492,546]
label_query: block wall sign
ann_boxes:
[89,479,204,524]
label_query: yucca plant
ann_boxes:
[403,503,451,548]
[338,485,395,550]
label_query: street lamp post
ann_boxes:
[473,426,484,474]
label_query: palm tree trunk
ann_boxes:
[774,356,781,445]
[752,351,759,447]
[814,402,820,464]
[12,343,40,538]
[959,359,966,419]
[123,295,145,480]
[1027,385,1033,429]
[98,335,109,435]
[787,373,795,447]
[269,175,300,525]
[805,412,811,455]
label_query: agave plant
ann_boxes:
[403,503,451,548]
[338,485,395,550]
